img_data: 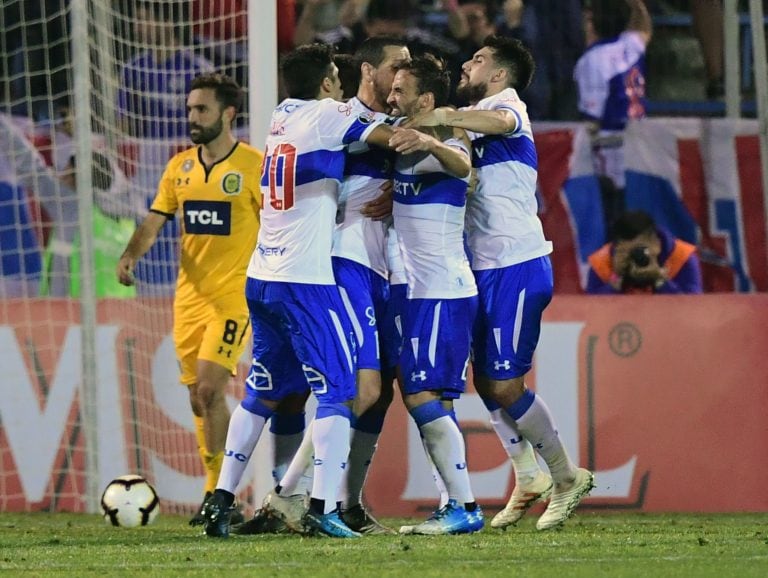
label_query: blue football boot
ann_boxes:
[399,499,484,535]
[302,509,362,538]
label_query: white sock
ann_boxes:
[489,408,542,486]
[420,415,475,504]
[311,414,351,514]
[277,420,315,495]
[216,404,268,494]
[512,394,577,484]
[422,435,449,508]
[342,429,379,508]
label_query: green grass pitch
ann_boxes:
[1,512,766,577]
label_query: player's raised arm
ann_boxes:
[116,211,168,286]
[404,106,518,135]
[363,123,396,149]
[627,0,653,44]
[388,126,471,178]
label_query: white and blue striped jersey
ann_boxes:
[574,31,647,132]
[332,97,395,279]
[247,98,384,285]
[392,134,476,299]
[464,88,552,271]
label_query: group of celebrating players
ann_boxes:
[117,33,594,539]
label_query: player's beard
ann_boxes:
[190,117,223,145]
[373,79,394,114]
[456,79,488,105]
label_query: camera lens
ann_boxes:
[629,246,651,267]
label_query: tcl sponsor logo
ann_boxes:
[183,200,231,235]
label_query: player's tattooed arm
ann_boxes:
[404,107,518,135]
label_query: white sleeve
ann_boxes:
[574,54,608,120]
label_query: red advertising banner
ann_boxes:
[367,295,768,515]
[2,296,767,514]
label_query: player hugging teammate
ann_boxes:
[121,37,594,540]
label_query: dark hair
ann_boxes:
[459,0,499,25]
[590,0,631,39]
[395,54,451,107]
[366,0,415,22]
[611,210,656,241]
[354,35,407,68]
[482,35,535,91]
[280,43,336,99]
[190,73,244,116]
[334,54,361,100]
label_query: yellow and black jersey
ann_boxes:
[151,142,262,300]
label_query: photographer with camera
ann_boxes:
[586,210,703,294]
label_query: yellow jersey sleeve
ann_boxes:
[150,153,187,217]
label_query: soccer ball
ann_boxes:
[100,475,160,527]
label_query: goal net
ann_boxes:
[0,0,272,515]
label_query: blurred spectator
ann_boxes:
[194,0,297,49]
[586,210,703,294]
[117,1,215,295]
[1,0,69,122]
[574,0,651,227]
[118,1,215,139]
[445,0,583,119]
[0,113,45,297]
[293,0,365,53]
[363,0,460,61]
[447,0,499,103]
[654,0,723,99]
[517,0,584,120]
[191,0,297,84]
[496,0,532,43]
[692,0,724,99]
[454,0,498,47]
[41,106,135,298]
[291,1,461,71]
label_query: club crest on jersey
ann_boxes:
[221,172,242,195]
[357,112,376,125]
[181,159,194,172]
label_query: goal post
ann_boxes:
[71,0,99,516]
[748,0,768,271]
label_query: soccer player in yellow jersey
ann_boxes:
[117,73,262,525]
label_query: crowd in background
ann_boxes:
[4,0,762,122]
[0,0,764,297]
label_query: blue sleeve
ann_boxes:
[342,118,380,145]
[585,269,619,294]
[657,254,703,294]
